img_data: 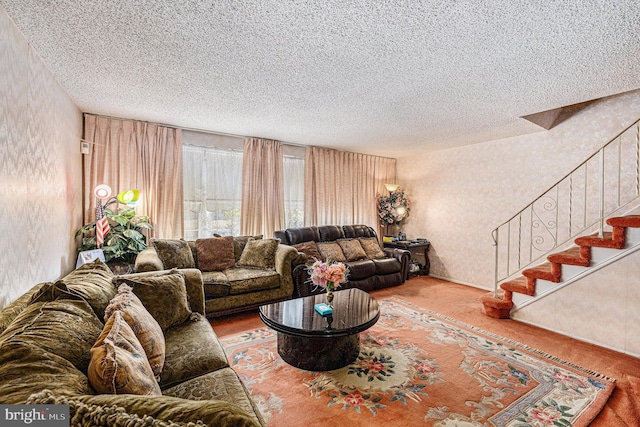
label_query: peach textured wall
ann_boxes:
[0,7,83,309]
[397,89,640,355]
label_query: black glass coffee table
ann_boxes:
[259,288,380,371]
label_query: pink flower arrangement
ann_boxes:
[376,186,411,225]
[308,260,348,291]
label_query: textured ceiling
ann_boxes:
[2,1,640,157]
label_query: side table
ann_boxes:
[383,240,430,277]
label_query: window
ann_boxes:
[183,145,243,239]
[283,155,304,228]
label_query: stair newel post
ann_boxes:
[599,148,605,238]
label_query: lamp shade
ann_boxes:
[116,189,140,204]
[384,183,399,192]
[94,184,112,199]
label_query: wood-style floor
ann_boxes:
[210,276,640,426]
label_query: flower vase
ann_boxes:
[326,284,334,306]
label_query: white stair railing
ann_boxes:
[492,118,640,297]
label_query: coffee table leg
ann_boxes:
[277,333,360,371]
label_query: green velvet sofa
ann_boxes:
[135,236,298,318]
[0,260,265,426]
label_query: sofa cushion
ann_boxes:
[163,368,265,426]
[201,271,231,298]
[0,340,92,404]
[113,270,192,331]
[345,259,376,281]
[232,235,263,262]
[105,284,165,379]
[196,236,236,272]
[343,224,377,238]
[49,259,116,319]
[337,238,368,261]
[372,257,402,275]
[0,281,51,336]
[160,313,229,389]
[151,239,196,269]
[284,226,320,245]
[88,311,161,395]
[225,267,281,295]
[318,225,345,241]
[237,238,280,269]
[0,299,102,373]
[292,241,322,264]
[316,242,347,262]
[41,391,262,427]
[359,237,386,259]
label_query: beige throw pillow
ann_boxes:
[196,236,235,272]
[237,238,280,269]
[113,270,192,331]
[151,239,195,269]
[316,242,347,262]
[232,235,263,262]
[88,311,161,396]
[358,237,386,259]
[105,284,165,379]
[337,239,368,261]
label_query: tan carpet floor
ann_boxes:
[210,276,640,426]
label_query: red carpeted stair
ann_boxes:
[481,215,640,319]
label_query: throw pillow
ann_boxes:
[112,270,192,331]
[151,239,195,269]
[337,239,368,261]
[232,235,263,262]
[88,311,161,395]
[50,259,117,319]
[292,241,322,264]
[105,284,165,379]
[358,237,386,259]
[195,236,235,272]
[237,238,279,269]
[316,242,347,262]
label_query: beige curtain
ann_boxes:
[240,138,285,237]
[304,146,396,231]
[83,114,183,239]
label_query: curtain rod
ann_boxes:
[82,112,396,160]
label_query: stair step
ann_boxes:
[522,262,561,283]
[547,246,590,267]
[607,215,640,228]
[482,215,640,320]
[480,291,513,319]
[500,277,535,296]
[575,232,624,249]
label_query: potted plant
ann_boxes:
[75,200,153,273]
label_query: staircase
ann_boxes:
[481,215,640,318]
[482,118,640,319]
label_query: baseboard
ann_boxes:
[426,274,491,292]
[512,315,640,359]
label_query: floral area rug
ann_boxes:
[220,298,615,426]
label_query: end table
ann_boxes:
[383,240,430,277]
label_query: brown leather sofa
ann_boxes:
[274,225,411,297]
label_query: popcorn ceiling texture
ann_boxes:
[397,89,640,354]
[1,0,639,157]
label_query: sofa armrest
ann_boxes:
[134,247,164,272]
[383,248,412,282]
[274,244,298,298]
[117,268,206,316]
[292,263,315,297]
